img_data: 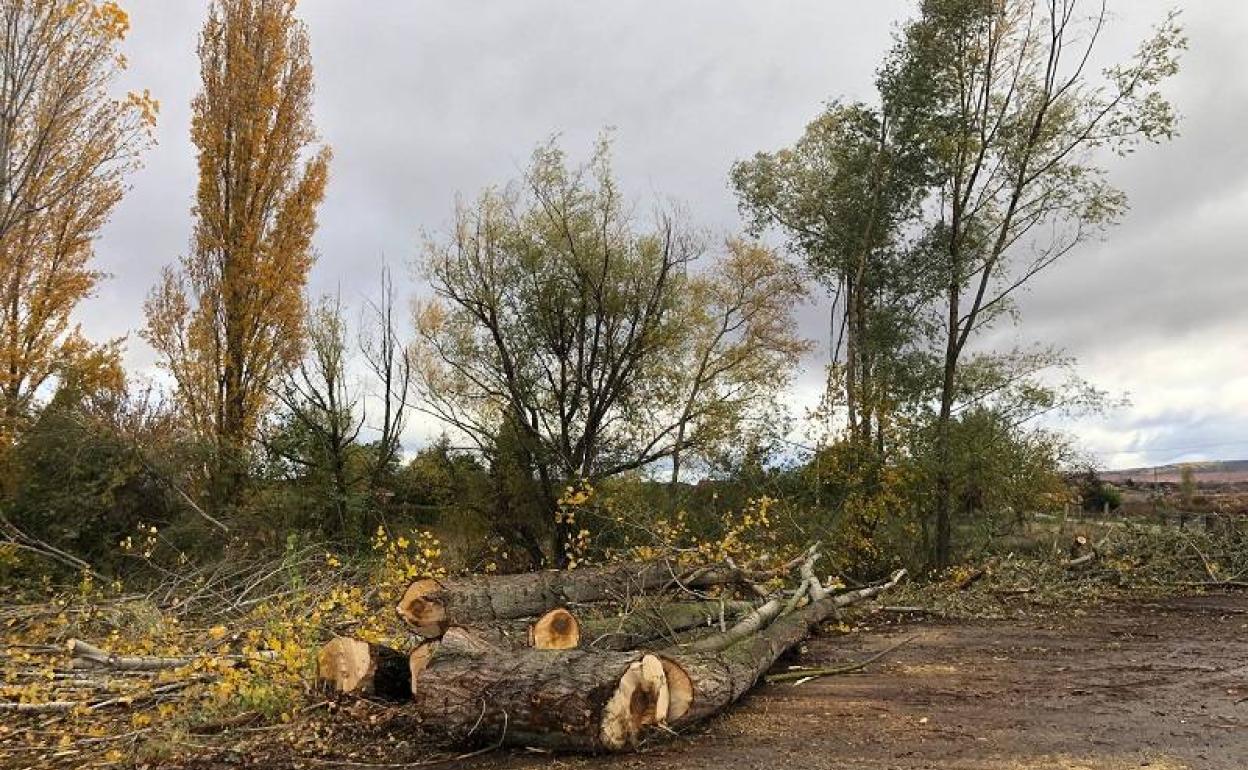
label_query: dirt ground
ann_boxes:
[173,593,1248,770]
[468,593,1248,770]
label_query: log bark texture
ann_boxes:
[582,600,757,651]
[397,560,756,637]
[409,628,669,751]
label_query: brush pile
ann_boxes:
[315,545,905,752]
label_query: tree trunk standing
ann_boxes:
[933,361,956,570]
[844,273,858,437]
[933,267,961,570]
[669,421,686,488]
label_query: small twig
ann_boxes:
[766,635,919,684]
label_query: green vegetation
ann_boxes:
[0,0,1189,584]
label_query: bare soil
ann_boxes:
[178,593,1248,770]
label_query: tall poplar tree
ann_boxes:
[144,0,330,508]
[0,1,156,444]
[886,0,1184,567]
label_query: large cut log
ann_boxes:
[409,628,670,751]
[660,569,908,726]
[581,600,758,651]
[402,562,905,751]
[315,637,411,700]
[396,559,768,637]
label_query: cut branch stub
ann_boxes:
[529,607,581,649]
[315,637,410,700]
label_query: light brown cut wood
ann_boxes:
[659,656,694,722]
[315,637,410,700]
[408,642,436,696]
[396,577,447,637]
[529,607,581,649]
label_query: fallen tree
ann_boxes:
[391,555,904,750]
[316,547,906,752]
[395,558,774,638]
[407,628,670,751]
[581,599,759,651]
[659,568,908,726]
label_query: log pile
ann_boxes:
[317,547,906,752]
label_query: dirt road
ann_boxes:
[466,593,1248,770]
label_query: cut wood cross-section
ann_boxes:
[315,637,410,700]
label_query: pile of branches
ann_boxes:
[316,545,905,752]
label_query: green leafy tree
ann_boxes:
[885,0,1185,567]
[267,295,366,542]
[733,101,932,450]
[413,136,809,564]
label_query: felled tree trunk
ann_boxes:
[315,638,411,700]
[581,600,758,651]
[396,559,759,637]
[660,569,908,726]
[409,628,670,751]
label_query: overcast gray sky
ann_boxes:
[87,1,1248,470]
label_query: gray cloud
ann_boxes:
[83,1,1248,468]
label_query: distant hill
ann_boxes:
[1101,459,1248,485]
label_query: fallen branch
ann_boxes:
[659,568,908,727]
[766,635,918,684]
[68,638,276,671]
[0,679,204,713]
[582,599,758,650]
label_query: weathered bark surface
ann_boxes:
[410,628,668,751]
[661,569,907,726]
[397,560,756,637]
[315,638,410,700]
[582,600,757,651]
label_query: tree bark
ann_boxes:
[396,560,762,638]
[409,628,670,751]
[581,600,758,651]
